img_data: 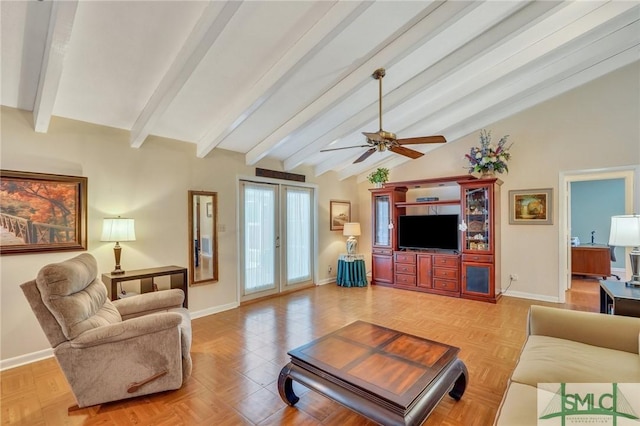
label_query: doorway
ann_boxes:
[239,179,316,302]
[559,167,636,304]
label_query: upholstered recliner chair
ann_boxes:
[21,253,192,409]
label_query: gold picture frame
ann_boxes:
[330,200,351,231]
[509,188,553,225]
[0,170,88,255]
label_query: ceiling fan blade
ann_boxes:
[389,145,424,159]
[397,135,446,145]
[320,145,370,152]
[353,148,376,163]
[362,132,385,142]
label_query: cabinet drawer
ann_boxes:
[373,248,393,255]
[433,267,459,280]
[433,279,459,292]
[433,255,459,268]
[395,274,416,286]
[462,254,494,263]
[395,263,416,274]
[394,252,416,264]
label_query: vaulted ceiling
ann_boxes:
[2,1,638,181]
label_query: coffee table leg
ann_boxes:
[448,361,468,401]
[278,363,299,406]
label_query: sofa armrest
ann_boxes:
[528,305,640,354]
[70,312,183,348]
[113,289,185,319]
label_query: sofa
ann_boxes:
[21,253,192,409]
[494,305,640,425]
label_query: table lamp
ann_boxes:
[343,222,361,255]
[101,217,136,275]
[609,214,640,286]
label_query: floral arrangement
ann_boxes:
[465,129,512,175]
[367,167,390,185]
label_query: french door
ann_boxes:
[239,180,314,301]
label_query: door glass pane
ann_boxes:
[242,183,276,294]
[465,187,490,251]
[374,195,391,246]
[285,186,312,285]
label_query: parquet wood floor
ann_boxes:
[1,283,596,426]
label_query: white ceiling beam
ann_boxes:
[129,1,241,148]
[243,0,456,166]
[318,2,637,178]
[344,23,640,181]
[195,1,373,159]
[283,0,529,172]
[32,1,78,133]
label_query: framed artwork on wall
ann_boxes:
[330,200,351,231]
[0,170,88,255]
[509,188,553,225]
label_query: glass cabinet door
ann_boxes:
[373,194,391,248]
[463,186,491,252]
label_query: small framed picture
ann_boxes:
[330,200,351,231]
[509,188,553,225]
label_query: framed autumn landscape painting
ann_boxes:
[0,170,87,255]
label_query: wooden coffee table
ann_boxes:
[278,321,467,426]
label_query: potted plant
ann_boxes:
[465,129,512,177]
[367,167,390,188]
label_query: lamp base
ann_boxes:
[626,249,640,287]
[111,242,125,275]
[346,236,358,255]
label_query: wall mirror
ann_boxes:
[188,190,218,285]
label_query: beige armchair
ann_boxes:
[21,253,192,410]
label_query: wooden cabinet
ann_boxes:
[369,175,500,303]
[460,179,501,303]
[417,254,433,289]
[571,245,611,279]
[370,187,406,287]
[432,254,460,296]
[395,252,417,287]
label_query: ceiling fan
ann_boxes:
[321,68,446,163]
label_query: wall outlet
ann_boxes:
[510,273,519,281]
[328,265,333,275]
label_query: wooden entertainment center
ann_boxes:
[370,175,502,303]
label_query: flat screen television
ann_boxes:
[398,214,459,251]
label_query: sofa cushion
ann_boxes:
[36,253,121,340]
[494,382,537,426]
[512,335,640,387]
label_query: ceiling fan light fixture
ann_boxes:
[319,68,446,162]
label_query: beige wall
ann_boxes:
[357,62,640,300]
[2,62,638,366]
[0,108,359,364]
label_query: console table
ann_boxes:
[599,280,640,317]
[102,266,188,308]
[336,254,367,287]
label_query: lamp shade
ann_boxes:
[609,215,640,247]
[101,218,136,242]
[343,222,361,237]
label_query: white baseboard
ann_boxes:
[500,290,560,303]
[316,278,336,286]
[190,301,239,320]
[2,302,240,371]
[1,348,53,372]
